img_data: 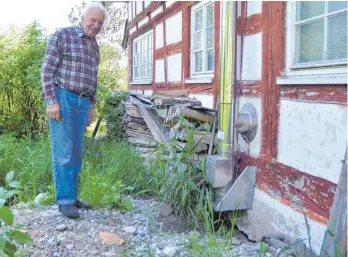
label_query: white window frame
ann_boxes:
[132,30,153,84]
[277,1,347,85]
[189,1,215,80]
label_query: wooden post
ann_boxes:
[92,117,103,139]
[320,148,347,256]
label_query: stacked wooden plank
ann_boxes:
[121,101,157,158]
[120,91,217,160]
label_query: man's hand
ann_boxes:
[88,108,95,126]
[47,103,62,121]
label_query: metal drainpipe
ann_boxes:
[215,1,236,202]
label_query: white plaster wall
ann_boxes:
[138,16,149,28]
[236,35,242,80]
[152,6,163,17]
[237,2,242,17]
[236,188,327,255]
[167,53,182,82]
[144,90,153,96]
[247,1,262,17]
[189,94,214,109]
[165,11,182,45]
[155,59,165,83]
[242,33,262,81]
[155,23,164,49]
[132,90,153,96]
[278,100,347,184]
[237,96,262,157]
[166,1,176,8]
[129,26,137,35]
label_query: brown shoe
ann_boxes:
[74,200,90,209]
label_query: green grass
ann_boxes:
[146,120,222,232]
[77,138,147,208]
[185,222,238,257]
[146,123,207,227]
[0,128,249,255]
[0,134,52,202]
[0,134,148,207]
[2,127,346,257]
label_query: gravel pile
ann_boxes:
[11,197,275,257]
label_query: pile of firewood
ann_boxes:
[119,90,217,160]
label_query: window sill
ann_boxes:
[276,73,348,85]
[129,80,152,85]
[289,60,347,70]
[185,77,213,84]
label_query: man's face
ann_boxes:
[81,7,105,38]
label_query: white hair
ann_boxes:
[81,2,107,19]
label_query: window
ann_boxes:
[144,1,151,9]
[132,30,153,82]
[128,2,133,20]
[136,1,143,15]
[278,1,347,84]
[190,2,215,77]
[294,1,347,65]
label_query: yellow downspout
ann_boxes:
[218,1,234,157]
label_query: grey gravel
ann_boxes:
[162,246,177,257]
[66,244,74,250]
[123,226,137,234]
[56,224,68,232]
[11,196,277,257]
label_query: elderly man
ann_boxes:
[41,3,106,219]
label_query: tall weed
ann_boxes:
[78,138,146,208]
[82,138,147,192]
[148,118,219,230]
[0,135,147,207]
[0,134,52,202]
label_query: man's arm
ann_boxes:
[87,80,97,126]
[41,31,63,120]
[88,43,100,126]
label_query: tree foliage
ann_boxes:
[0,22,47,138]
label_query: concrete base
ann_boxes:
[235,188,327,255]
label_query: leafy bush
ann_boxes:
[79,178,134,212]
[0,22,47,138]
[103,92,127,139]
[0,134,52,201]
[0,171,32,257]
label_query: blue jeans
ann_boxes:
[48,86,90,205]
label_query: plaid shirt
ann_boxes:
[41,25,100,107]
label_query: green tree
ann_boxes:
[0,22,47,138]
